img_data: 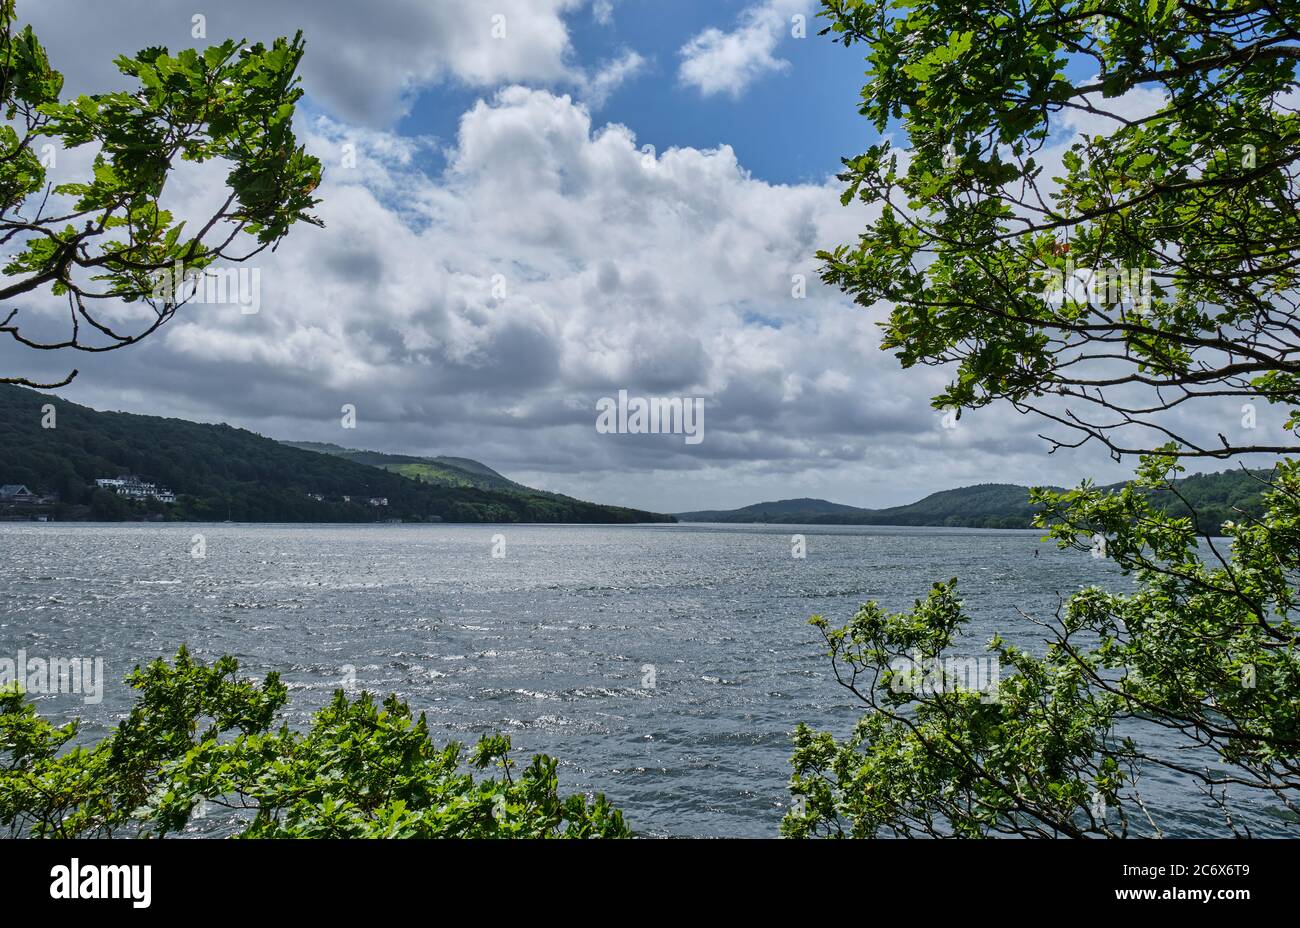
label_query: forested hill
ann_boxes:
[0,385,672,524]
[678,472,1271,531]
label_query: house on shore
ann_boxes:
[0,484,39,504]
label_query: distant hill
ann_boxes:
[687,498,867,520]
[677,472,1271,531]
[0,385,673,524]
[282,442,529,493]
[678,484,1040,529]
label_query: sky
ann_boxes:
[3,0,1275,513]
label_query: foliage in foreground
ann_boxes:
[790,0,1300,836]
[0,648,629,838]
[786,456,1300,837]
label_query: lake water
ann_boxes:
[0,521,1288,837]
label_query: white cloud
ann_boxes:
[1061,81,1167,139]
[19,0,589,126]
[579,50,648,110]
[678,0,811,98]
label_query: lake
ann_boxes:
[0,521,1285,837]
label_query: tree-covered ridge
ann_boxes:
[678,471,1270,530]
[0,385,673,524]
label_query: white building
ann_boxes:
[95,476,177,504]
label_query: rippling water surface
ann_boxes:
[0,521,1288,836]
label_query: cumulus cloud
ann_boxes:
[678,0,811,98]
[3,82,1097,511]
[20,0,589,125]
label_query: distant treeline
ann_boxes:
[677,472,1272,532]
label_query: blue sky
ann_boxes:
[394,0,876,187]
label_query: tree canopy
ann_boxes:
[818,0,1300,459]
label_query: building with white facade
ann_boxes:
[95,476,177,504]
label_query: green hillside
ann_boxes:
[0,385,672,524]
[282,442,529,493]
[286,440,685,523]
